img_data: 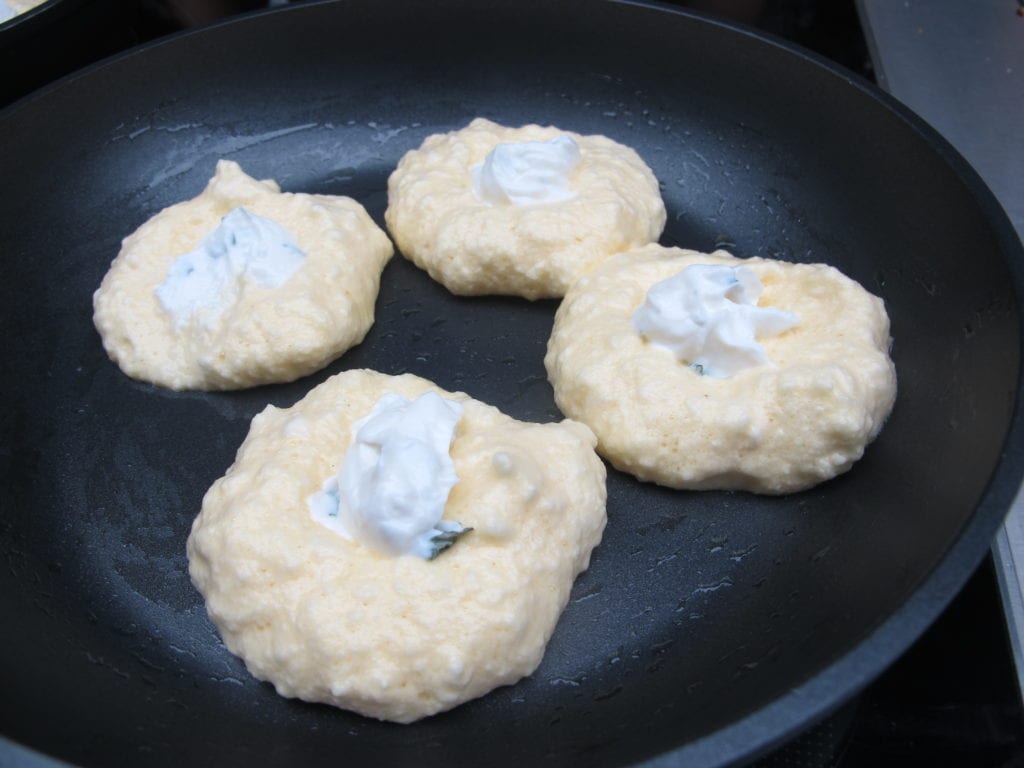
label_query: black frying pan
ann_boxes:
[2,1,1023,766]
[0,0,138,106]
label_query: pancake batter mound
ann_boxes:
[385,117,666,300]
[187,369,607,722]
[93,160,392,390]
[545,245,897,494]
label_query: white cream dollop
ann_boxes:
[471,135,581,206]
[154,206,305,327]
[632,264,799,378]
[309,392,466,558]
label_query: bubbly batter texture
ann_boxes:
[187,370,607,722]
[385,118,666,299]
[545,246,897,493]
[93,160,392,390]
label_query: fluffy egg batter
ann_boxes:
[93,160,392,390]
[187,369,607,722]
[385,117,666,299]
[545,245,897,494]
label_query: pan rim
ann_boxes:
[2,2,1023,766]
[0,0,90,44]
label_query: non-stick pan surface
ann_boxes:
[2,1,1023,766]
[0,0,129,106]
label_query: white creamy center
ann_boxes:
[155,206,305,327]
[309,392,467,559]
[472,135,581,206]
[632,264,799,377]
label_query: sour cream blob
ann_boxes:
[309,392,468,559]
[155,206,305,327]
[472,135,581,206]
[633,264,799,377]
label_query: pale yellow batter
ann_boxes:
[545,245,897,494]
[385,118,666,300]
[187,369,607,722]
[93,160,392,390]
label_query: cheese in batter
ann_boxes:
[385,118,666,300]
[93,160,393,390]
[187,370,607,722]
[545,245,897,494]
